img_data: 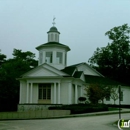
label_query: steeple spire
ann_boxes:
[52,17,56,26]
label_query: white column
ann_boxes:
[68,83,72,104]
[19,82,22,104]
[53,51,56,64]
[62,52,65,65]
[58,83,61,104]
[75,84,78,104]
[43,51,46,63]
[54,83,57,104]
[26,83,29,103]
[30,83,33,103]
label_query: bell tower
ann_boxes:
[36,18,70,70]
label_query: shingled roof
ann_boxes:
[61,63,125,86]
[61,66,76,76]
[85,75,122,85]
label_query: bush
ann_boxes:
[48,104,108,114]
[78,97,86,103]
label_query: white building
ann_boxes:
[18,25,130,111]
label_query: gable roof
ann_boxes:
[62,62,104,77]
[61,63,125,86]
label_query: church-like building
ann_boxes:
[18,24,130,111]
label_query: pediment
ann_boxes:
[76,63,104,77]
[22,63,68,77]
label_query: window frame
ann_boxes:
[38,84,51,100]
[45,52,53,63]
[56,52,63,64]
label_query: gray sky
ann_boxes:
[0,0,130,65]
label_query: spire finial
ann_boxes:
[52,16,56,26]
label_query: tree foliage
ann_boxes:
[0,49,38,111]
[110,87,119,104]
[85,84,111,104]
[88,24,130,84]
[0,51,6,67]
[12,49,38,68]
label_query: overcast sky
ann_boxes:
[0,0,130,65]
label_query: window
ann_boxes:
[51,34,53,41]
[46,52,53,63]
[55,34,57,42]
[38,84,51,100]
[55,34,59,42]
[56,52,62,64]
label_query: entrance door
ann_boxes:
[38,83,51,104]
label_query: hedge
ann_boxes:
[48,104,108,114]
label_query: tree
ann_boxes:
[85,84,111,104]
[0,49,38,111]
[12,49,38,68]
[88,24,130,84]
[0,50,6,67]
[110,87,119,104]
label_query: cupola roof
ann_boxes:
[47,26,60,34]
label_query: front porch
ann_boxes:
[20,82,61,104]
[19,79,85,105]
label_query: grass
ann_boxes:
[108,107,120,111]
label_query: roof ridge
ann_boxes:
[67,62,86,67]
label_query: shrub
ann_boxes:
[48,104,108,114]
[78,97,86,104]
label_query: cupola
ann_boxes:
[36,19,70,70]
[47,26,60,43]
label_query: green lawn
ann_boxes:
[108,107,120,111]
